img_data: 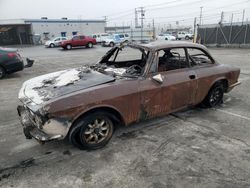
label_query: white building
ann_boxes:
[0,18,106,45]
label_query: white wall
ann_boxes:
[30,21,105,41]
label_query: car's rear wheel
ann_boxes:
[202,83,224,107]
[0,66,5,79]
[109,42,114,47]
[69,112,114,150]
[50,43,55,48]
[87,42,93,48]
[185,36,190,40]
[66,44,72,50]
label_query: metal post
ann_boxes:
[215,25,219,44]
[204,27,206,45]
[229,13,233,43]
[244,24,248,44]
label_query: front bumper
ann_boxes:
[17,105,64,142]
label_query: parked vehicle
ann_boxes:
[45,37,68,48]
[18,41,240,150]
[0,47,32,79]
[91,33,110,43]
[176,32,194,40]
[157,33,176,41]
[60,35,97,50]
[101,34,122,47]
[117,33,130,42]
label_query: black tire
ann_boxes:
[66,44,72,50]
[165,38,168,40]
[87,42,93,48]
[185,36,189,40]
[202,83,224,107]
[69,112,114,150]
[0,66,5,79]
[50,43,55,48]
[109,42,114,47]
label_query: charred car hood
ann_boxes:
[19,67,115,105]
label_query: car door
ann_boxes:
[54,38,60,46]
[72,36,80,46]
[139,48,197,119]
[186,47,217,104]
[80,35,87,46]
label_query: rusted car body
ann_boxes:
[17,41,240,149]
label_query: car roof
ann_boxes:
[129,41,208,52]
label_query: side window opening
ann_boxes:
[187,48,214,66]
[157,48,188,72]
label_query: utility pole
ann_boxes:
[242,9,245,25]
[135,8,138,28]
[193,17,197,43]
[220,11,224,24]
[199,6,203,25]
[137,7,145,43]
[152,19,155,40]
[103,16,107,27]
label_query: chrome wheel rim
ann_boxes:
[210,88,222,106]
[84,118,110,144]
[88,43,93,48]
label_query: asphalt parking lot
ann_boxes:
[0,45,250,188]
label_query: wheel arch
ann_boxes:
[201,77,228,103]
[70,105,126,131]
[209,77,229,92]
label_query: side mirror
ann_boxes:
[152,74,163,84]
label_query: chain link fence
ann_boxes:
[197,21,250,47]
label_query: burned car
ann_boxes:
[17,41,240,150]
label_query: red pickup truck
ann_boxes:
[60,35,97,50]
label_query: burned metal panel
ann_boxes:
[46,78,141,126]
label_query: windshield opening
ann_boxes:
[93,45,149,78]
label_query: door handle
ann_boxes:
[189,75,196,79]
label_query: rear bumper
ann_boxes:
[5,60,24,74]
[227,81,241,92]
[17,105,64,142]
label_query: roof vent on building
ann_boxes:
[41,17,48,19]
[61,17,68,20]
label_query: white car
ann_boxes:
[45,37,68,48]
[117,33,130,42]
[176,32,193,40]
[101,34,123,47]
[91,33,110,43]
[157,34,176,41]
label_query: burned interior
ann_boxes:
[92,44,149,77]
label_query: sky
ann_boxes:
[0,0,249,28]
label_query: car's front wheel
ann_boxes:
[202,83,224,107]
[69,112,114,150]
[185,36,190,40]
[50,43,55,48]
[0,66,5,79]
